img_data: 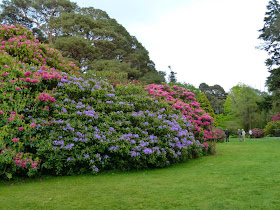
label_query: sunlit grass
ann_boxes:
[1,137,280,209]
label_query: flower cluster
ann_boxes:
[271,113,280,122]
[38,92,55,102]
[0,24,79,74]
[145,84,215,141]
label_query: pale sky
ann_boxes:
[0,0,271,92]
[72,0,270,92]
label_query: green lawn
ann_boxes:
[1,137,280,209]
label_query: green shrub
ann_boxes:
[264,121,280,137]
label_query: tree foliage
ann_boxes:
[199,83,227,115]
[168,66,177,83]
[0,0,78,44]
[223,84,264,130]
[197,92,215,119]
[258,0,280,99]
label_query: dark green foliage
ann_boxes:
[258,0,280,99]
[199,83,227,115]
[258,0,280,68]
[197,92,215,119]
[168,66,177,83]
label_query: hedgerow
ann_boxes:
[0,25,215,179]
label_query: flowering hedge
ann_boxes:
[145,84,215,141]
[0,25,215,179]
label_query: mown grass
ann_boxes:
[1,137,280,209]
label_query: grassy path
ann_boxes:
[1,138,280,209]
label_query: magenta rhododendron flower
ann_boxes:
[24,71,31,76]
[12,138,19,142]
[1,72,9,76]
[30,123,36,128]
[15,87,21,91]
[31,79,39,83]
[18,127,24,131]
[38,92,56,102]
[0,110,3,114]
[8,117,15,121]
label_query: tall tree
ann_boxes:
[258,0,280,68]
[199,83,227,115]
[224,84,263,130]
[0,0,78,44]
[168,66,177,83]
[197,92,215,119]
[258,0,280,101]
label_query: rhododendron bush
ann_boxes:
[145,84,215,141]
[0,25,215,179]
[212,128,226,142]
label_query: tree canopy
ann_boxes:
[223,84,263,130]
[199,83,227,115]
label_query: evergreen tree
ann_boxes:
[168,66,177,83]
[258,0,280,101]
[199,83,227,115]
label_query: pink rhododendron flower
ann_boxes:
[24,71,31,76]
[8,117,15,121]
[12,138,19,142]
[18,127,24,131]
[30,123,36,128]
[20,162,26,167]
[31,79,39,83]
[1,72,9,76]
[0,110,3,114]
[15,87,21,91]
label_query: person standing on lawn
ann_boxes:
[249,129,253,138]
[225,129,230,142]
[237,129,242,142]
[241,129,246,142]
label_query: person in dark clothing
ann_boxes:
[225,129,230,142]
